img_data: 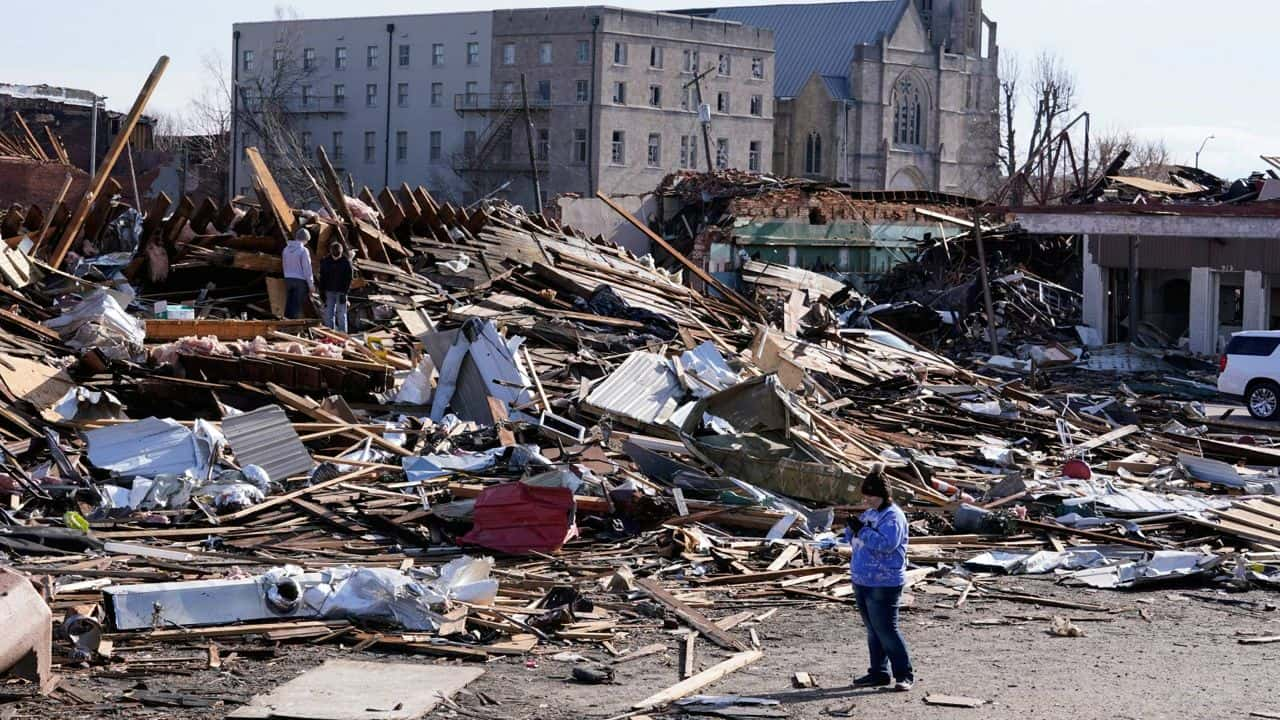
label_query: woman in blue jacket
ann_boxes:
[843,464,914,691]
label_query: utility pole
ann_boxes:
[520,73,542,214]
[973,206,999,356]
[683,65,716,172]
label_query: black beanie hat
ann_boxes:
[860,462,892,502]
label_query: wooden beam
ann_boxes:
[244,147,296,239]
[632,650,763,710]
[49,56,167,267]
[31,174,73,253]
[635,577,747,651]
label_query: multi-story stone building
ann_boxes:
[230,7,774,208]
[686,0,1001,197]
[485,7,773,207]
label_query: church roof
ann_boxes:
[680,1,908,99]
[820,74,852,101]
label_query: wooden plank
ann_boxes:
[595,191,760,319]
[680,633,696,679]
[31,174,73,253]
[693,566,849,586]
[216,466,379,523]
[635,577,746,651]
[632,650,763,710]
[50,56,169,268]
[244,147,296,239]
[1070,424,1139,453]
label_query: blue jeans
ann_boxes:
[324,291,348,333]
[284,278,309,319]
[854,584,913,682]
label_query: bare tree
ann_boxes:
[1091,129,1173,180]
[1023,51,1077,170]
[202,5,319,202]
[998,52,1020,180]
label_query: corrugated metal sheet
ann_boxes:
[690,1,905,98]
[583,352,683,427]
[223,404,315,481]
[85,417,204,477]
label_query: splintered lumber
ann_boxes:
[635,577,746,651]
[595,191,759,319]
[694,566,848,586]
[611,643,668,665]
[1070,424,1139,453]
[216,465,379,523]
[1015,517,1158,550]
[50,56,168,268]
[267,383,410,456]
[632,650,763,710]
[245,147,296,239]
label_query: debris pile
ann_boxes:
[0,57,1277,720]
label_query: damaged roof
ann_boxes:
[681,1,906,98]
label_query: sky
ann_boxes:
[7,0,1277,179]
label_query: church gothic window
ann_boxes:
[892,77,923,146]
[804,132,822,174]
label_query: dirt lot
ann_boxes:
[9,576,1279,720]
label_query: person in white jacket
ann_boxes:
[282,228,314,319]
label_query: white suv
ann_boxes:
[1218,331,1280,419]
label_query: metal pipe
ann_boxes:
[520,74,542,213]
[89,95,99,175]
[230,30,241,201]
[384,23,395,188]
[973,206,999,356]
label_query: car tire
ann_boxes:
[1246,380,1280,420]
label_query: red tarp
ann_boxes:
[460,482,577,554]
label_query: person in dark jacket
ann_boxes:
[843,463,914,691]
[318,240,354,332]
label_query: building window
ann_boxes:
[242,49,255,72]
[335,46,347,70]
[399,44,411,67]
[364,131,376,163]
[303,48,316,70]
[748,140,761,171]
[498,128,513,162]
[301,84,313,107]
[430,82,443,106]
[334,84,346,107]
[576,79,589,103]
[301,131,312,150]
[537,80,552,103]
[432,43,445,66]
[682,49,699,73]
[611,131,626,164]
[366,45,378,69]
[464,81,478,106]
[612,81,626,104]
[366,83,378,107]
[679,135,699,169]
[804,132,822,174]
[464,130,477,156]
[648,85,662,108]
[502,42,516,65]
[498,81,514,101]
[573,128,588,163]
[577,40,591,64]
[429,131,442,161]
[650,46,664,69]
[537,128,550,161]
[613,42,627,65]
[681,86,695,111]
[892,77,923,146]
[647,133,661,167]
[332,131,345,161]
[716,91,729,114]
[751,56,765,79]
[539,42,553,65]
[715,137,729,169]
[396,130,408,162]
[466,42,480,65]
[749,94,763,116]
[397,82,409,107]
[717,53,731,76]
[273,47,284,71]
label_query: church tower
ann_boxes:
[912,0,983,56]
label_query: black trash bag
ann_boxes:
[579,285,678,340]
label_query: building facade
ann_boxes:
[230,8,773,209]
[231,12,494,204]
[688,0,1000,197]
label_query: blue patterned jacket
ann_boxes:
[842,503,909,587]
